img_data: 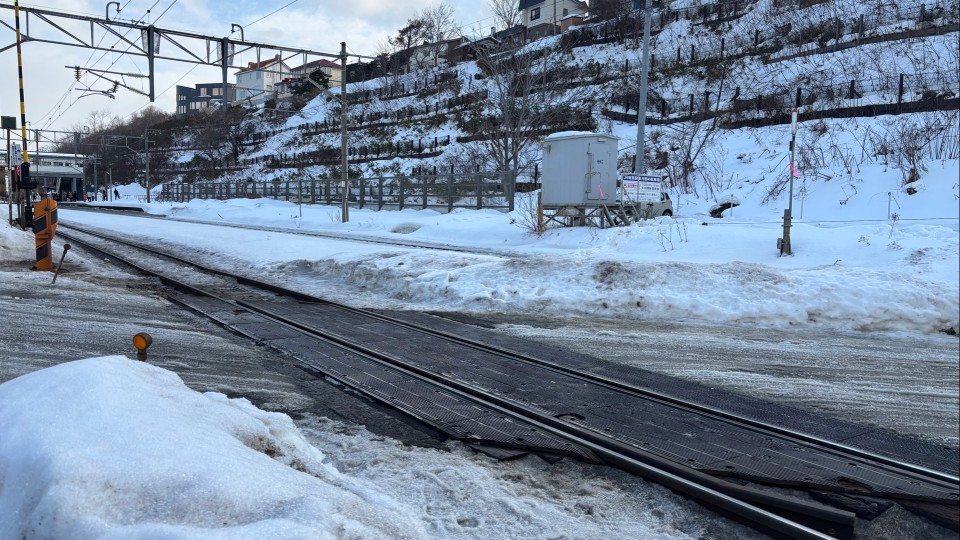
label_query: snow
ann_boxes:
[0,357,426,539]
[72,150,959,335]
[0,355,759,540]
[5,164,954,535]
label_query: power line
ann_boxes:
[35,0,140,128]
[38,0,153,129]
[40,0,179,130]
[243,0,301,29]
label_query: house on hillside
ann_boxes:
[235,55,291,105]
[519,0,589,41]
[275,59,343,95]
[404,38,468,73]
[292,58,343,86]
[560,12,588,32]
[175,83,237,116]
[453,26,528,63]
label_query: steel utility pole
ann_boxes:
[780,108,798,256]
[5,120,12,225]
[340,41,349,223]
[14,0,33,230]
[144,129,151,203]
[634,0,652,174]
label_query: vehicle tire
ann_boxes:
[662,209,673,217]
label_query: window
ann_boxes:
[213,87,222,96]
[199,87,208,96]
[178,94,186,101]
[563,8,569,16]
[530,7,540,21]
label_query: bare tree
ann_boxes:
[75,109,118,134]
[422,3,460,42]
[420,2,461,67]
[489,0,521,30]
[372,40,408,92]
[465,40,595,176]
[189,108,252,162]
[653,61,732,197]
[589,0,636,41]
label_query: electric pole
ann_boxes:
[634,0,652,174]
[780,108,798,256]
[144,128,151,203]
[340,41,349,223]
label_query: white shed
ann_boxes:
[540,132,619,207]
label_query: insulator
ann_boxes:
[74,66,81,81]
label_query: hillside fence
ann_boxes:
[603,70,959,127]
[159,171,516,212]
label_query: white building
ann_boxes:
[1,150,88,199]
[518,0,589,40]
[235,55,291,105]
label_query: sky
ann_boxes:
[0,0,493,134]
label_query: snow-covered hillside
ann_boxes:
[167,0,955,216]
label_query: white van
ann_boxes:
[619,174,673,218]
[631,191,673,217]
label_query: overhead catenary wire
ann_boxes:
[38,0,171,130]
[127,0,308,123]
[242,0,300,29]
[39,0,481,132]
[35,0,141,128]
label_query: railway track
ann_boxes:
[57,202,519,257]
[57,221,960,539]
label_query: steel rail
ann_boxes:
[55,223,853,540]
[235,298,855,539]
[58,219,960,490]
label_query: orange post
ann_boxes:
[31,197,58,270]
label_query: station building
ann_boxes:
[0,150,88,200]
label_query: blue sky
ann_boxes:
[0,0,494,133]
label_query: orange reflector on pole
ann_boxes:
[32,197,58,271]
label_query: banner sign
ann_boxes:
[620,174,662,202]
